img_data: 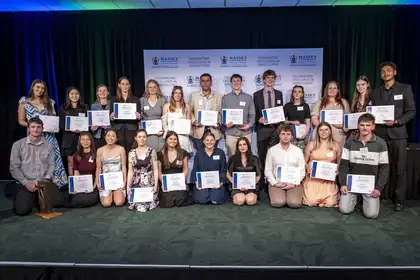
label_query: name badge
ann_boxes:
[239,101,246,106]
[199,100,203,106]
[326,152,334,158]
[394,94,403,100]
[276,100,282,105]
[360,147,368,154]
[213,155,220,160]
[89,156,94,163]
[297,106,304,111]
[79,113,86,117]
[144,106,150,110]
[176,160,183,166]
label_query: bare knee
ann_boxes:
[100,198,113,208]
[245,194,257,206]
[114,199,126,207]
[233,194,245,206]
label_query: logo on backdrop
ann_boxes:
[220,55,248,67]
[290,54,317,66]
[257,56,280,67]
[187,76,200,85]
[151,56,179,68]
[188,56,211,68]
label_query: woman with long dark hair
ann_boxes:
[17,79,67,187]
[226,136,262,206]
[59,86,89,176]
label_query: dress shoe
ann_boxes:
[394,202,404,212]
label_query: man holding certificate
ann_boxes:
[370,62,416,212]
[189,74,223,151]
[264,124,305,208]
[339,113,389,219]
[222,74,256,157]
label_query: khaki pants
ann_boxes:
[268,185,303,208]
[225,134,252,157]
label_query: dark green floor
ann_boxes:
[1,183,420,266]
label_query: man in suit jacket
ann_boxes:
[370,61,416,212]
[253,70,284,179]
[189,73,223,151]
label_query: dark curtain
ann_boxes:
[2,6,420,179]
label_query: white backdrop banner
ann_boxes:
[143,48,323,105]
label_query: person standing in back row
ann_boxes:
[370,61,416,212]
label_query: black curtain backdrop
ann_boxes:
[1,6,420,180]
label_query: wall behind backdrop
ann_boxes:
[1,6,420,179]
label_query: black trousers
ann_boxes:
[116,125,137,154]
[383,137,407,202]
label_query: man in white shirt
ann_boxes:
[264,124,305,208]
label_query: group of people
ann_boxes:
[9,61,415,219]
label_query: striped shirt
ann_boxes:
[338,134,389,191]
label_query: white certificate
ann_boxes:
[347,174,375,194]
[311,161,337,182]
[162,173,186,192]
[222,109,243,125]
[276,166,302,185]
[99,171,124,190]
[88,110,110,126]
[129,187,154,203]
[169,119,191,135]
[320,109,343,125]
[344,112,367,129]
[141,120,163,135]
[114,103,137,120]
[196,171,220,189]
[198,110,218,126]
[367,105,394,124]
[39,115,59,133]
[232,172,256,190]
[69,175,94,193]
[262,106,285,124]
[65,116,89,132]
[292,124,307,139]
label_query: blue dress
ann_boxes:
[19,97,68,187]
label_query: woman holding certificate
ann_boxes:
[311,81,350,146]
[70,132,99,207]
[162,86,193,154]
[17,79,68,188]
[284,85,311,150]
[345,76,371,138]
[126,129,159,212]
[191,132,229,205]
[96,129,127,207]
[226,137,262,206]
[302,122,341,207]
[140,80,166,152]
[59,87,89,176]
[157,131,191,208]
[90,84,112,148]
[110,77,141,155]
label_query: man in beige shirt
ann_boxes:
[189,73,223,150]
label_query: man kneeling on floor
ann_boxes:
[338,113,389,219]
[9,117,66,216]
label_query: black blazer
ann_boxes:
[58,104,89,149]
[370,81,416,140]
[253,89,284,141]
[110,95,141,131]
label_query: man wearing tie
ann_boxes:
[370,61,416,212]
[253,70,284,188]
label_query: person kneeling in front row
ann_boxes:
[338,113,389,219]
[264,124,305,208]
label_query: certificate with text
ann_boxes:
[198,110,218,126]
[347,174,375,194]
[129,187,154,203]
[141,120,163,135]
[88,110,110,126]
[162,173,186,192]
[69,175,94,193]
[292,124,307,139]
[39,115,59,133]
[114,103,137,120]
[344,112,366,130]
[233,172,256,190]
[262,106,285,124]
[367,105,394,124]
[99,171,124,190]
[169,119,191,135]
[276,166,302,185]
[311,161,337,182]
[320,109,343,125]
[222,109,243,125]
[196,171,220,189]
[65,116,89,132]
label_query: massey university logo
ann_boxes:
[290,55,297,64]
[187,76,200,85]
[152,57,160,65]
[221,56,228,65]
[254,74,263,85]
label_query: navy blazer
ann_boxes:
[253,89,284,141]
